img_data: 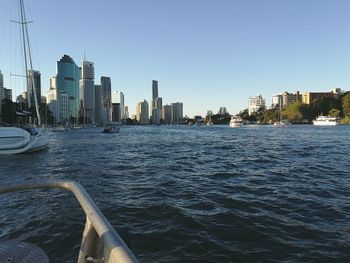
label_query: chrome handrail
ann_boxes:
[0,180,139,263]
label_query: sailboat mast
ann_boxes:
[19,0,42,126]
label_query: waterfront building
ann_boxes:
[302,90,338,105]
[136,100,149,125]
[282,91,301,108]
[111,103,121,122]
[271,94,283,108]
[152,80,158,109]
[152,108,161,125]
[248,95,265,115]
[79,60,95,123]
[46,88,59,121]
[171,102,183,124]
[112,91,124,121]
[124,106,129,119]
[27,70,41,109]
[95,85,102,122]
[162,105,172,124]
[218,107,229,115]
[49,55,81,122]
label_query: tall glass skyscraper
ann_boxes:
[55,55,81,120]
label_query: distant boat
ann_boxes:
[0,0,48,154]
[102,123,119,133]
[313,116,339,126]
[274,119,291,127]
[230,115,243,128]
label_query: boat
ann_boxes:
[0,0,48,154]
[0,180,138,263]
[313,115,339,126]
[230,115,243,128]
[274,119,291,127]
[103,123,120,133]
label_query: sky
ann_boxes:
[1,0,350,117]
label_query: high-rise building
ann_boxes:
[171,102,183,124]
[124,106,129,119]
[112,103,121,122]
[271,94,283,108]
[152,80,158,109]
[27,70,41,108]
[162,105,172,124]
[79,60,95,123]
[136,100,149,125]
[248,95,265,115]
[282,91,301,108]
[95,85,102,122]
[48,55,81,122]
[112,91,125,121]
[100,77,112,123]
[152,108,161,124]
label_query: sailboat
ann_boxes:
[0,0,49,154]
[273,105,290,127]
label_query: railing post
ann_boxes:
[77,217,103,263]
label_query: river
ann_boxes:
[0,125,349,262]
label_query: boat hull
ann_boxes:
[0,127,49,154]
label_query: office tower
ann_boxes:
[124,106,129,119]
[170,102,183,124]
[152,108,160,124]
[152,80,158,109]
[79,60,95,123]
[27,70,41,109]
[100,77,112,122]
[112,103,121,122]
[136,100,149,125]
[112,91,125,121]
[248,95,265,115]
[95,85,102,122]
[162,105,172,124]
[48,55,81,122]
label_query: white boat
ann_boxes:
[207,118,214,126]
[0,0,48,154]
[313,116,339,126]
[230,115,243,128]
[273,119,291,127]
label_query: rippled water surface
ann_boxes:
[1,125,350,262]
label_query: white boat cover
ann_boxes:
[0,127,31,150]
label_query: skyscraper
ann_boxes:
[101,76,112,123]
[95,85,102,122]
[27,70,41,109]
[162,105,172,124]
[112,91,125,121]
[171,102,183,124]
[48,55,81,122]
[136,100,149,125]
[79,60,95,123]
[152,80,158,109]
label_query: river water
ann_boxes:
[0,125,349,262]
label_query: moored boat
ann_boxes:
[230,115,243,128]
[313,115,339,126]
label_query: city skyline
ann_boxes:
[1,0,350,117]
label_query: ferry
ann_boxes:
[313,116,339,126]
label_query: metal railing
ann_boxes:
[0,180,139,263]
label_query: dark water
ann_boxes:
[0,125,350,262]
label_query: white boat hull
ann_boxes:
[0,127,49,154]
[313,120,338,126]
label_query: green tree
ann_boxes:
[328,108,341,117]
[342,93,350,118]
[283,101,303,123]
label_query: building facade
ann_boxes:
[171,102,183,124]
[27,70,41,109]
[136,100,149,125]
[162,105,172,124]
[282,91,302,108]
[248,95,265,115]
[95,85,102,122]
[302,91,337,105]
[79,60,95,123]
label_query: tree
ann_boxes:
[283,102,303,123]
[328,108,341,117]
[342,93,350,118]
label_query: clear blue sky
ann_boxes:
[1,0,350,117]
